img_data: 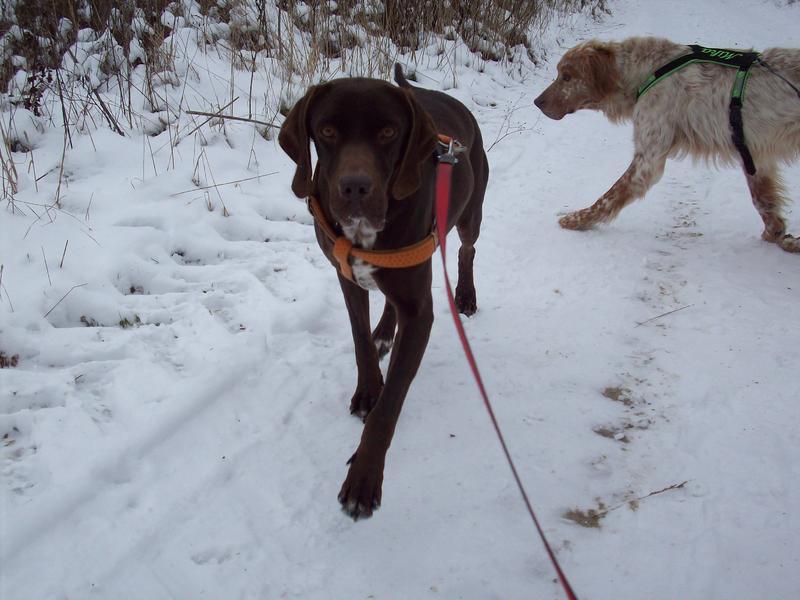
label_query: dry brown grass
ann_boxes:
[0,0,607,207]
[2,0,608,93]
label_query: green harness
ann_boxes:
[636,44,761,175]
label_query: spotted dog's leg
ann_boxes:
[560,149,668,230]
[560,116,671,230]
[746,164,800,253]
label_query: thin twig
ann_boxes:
[169,172,278,196]
[0,264,6,309]
[43,283,87,319]
[59,240,69,268]
[637,480,689,501]
[53,127,68,209]
[17,200,98,245]
[54,69,73,150]
[92,88,126,136]
[0,118,19,197]
[183,97,239,138]
[0,270,13,312]
[41,246,52,286]
[36,165,58,182]
[487,127,528,152]
[28,147,39,192]
[199,149,228,215]
[487,92,531,152]
[596,480,689,519]
[635,304,693,328]
[185,109,280,129]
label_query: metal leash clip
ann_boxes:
[437,136,464,165]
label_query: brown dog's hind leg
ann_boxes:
[338,275,384,419]
[746,165,800,253]
[371,301,396,360]
[454,153,487,316]
[455,242,477,316]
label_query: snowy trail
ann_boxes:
[3,0,800,598]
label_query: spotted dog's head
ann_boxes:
[534,40,620,120]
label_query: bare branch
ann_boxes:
[185,109,280,130]
[169,172,278,197]
[635,304,694,328]
[43,283,88,319]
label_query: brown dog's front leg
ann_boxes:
[338,282,434,520]
[371,300,396,360]
[338,275,383,419]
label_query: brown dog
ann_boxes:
[279,66,489,519]
[534,37,800,253]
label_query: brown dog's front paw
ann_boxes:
[349,383,381,420]
[338,453,383,520]
[348,375,383,420]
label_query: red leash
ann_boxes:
[435,146,580,600]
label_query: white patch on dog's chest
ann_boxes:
[340,221,380,290]
[352,259,378,290]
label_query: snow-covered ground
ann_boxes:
[2,0,799,598]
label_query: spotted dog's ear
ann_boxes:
[278,86,320,198]
[391,89,438,200]
[582,43,620,99]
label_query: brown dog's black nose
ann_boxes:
[339,175,373,203]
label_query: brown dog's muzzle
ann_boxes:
[328,146,387,237]
[331,174,385,225]
[337,173,375,209]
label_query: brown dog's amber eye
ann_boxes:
[320,125,336,138]
[561,73,572,82]
[379,126,397,140]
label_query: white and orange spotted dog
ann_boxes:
[535,36,800,253]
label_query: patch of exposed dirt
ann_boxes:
[593,425,630,444]
[0,352,19,368]
[602,386,633,406]
[564,500,608,528]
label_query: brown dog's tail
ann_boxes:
[393,63,412,88]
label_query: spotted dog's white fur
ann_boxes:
[535,36,800,253]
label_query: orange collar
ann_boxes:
[306,195,438,282]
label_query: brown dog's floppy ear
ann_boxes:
[392,89,438,200]
[278,86,319,198]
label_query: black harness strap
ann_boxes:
[637,45,761,175]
